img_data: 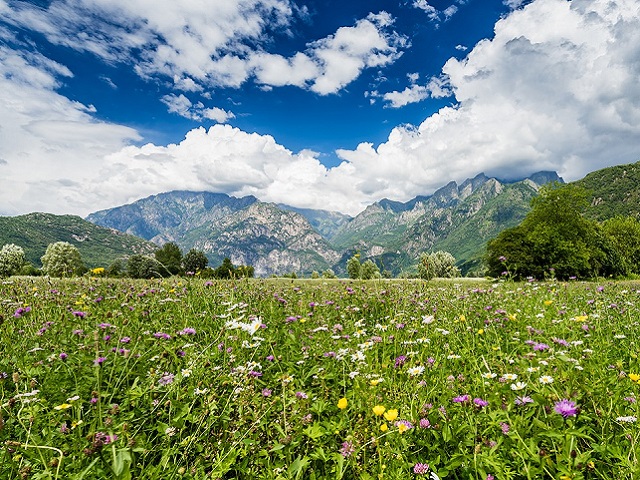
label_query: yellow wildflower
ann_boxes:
[397,422,409,434]
[477,329,484,335]
[383,409,398,422]
[544,300,553,306]
[630,374,640,382]
[372,405,386,416]
[380,423,388,432]
[54,403,73,411]
[337,398,348,410]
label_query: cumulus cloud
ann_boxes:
[2,1,406,95]
[160,94,235,122]
[3,0,640,218]
[336,0,640,202]
[0,45,140,216]
[251,12,407,95]
[380,74,451,108]
[413,0,461,22]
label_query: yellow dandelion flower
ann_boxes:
[383,409,398,422]
[372,405,386,416]
[337,398,348,409]
[630,373,640,382]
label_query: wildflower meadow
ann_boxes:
[1,276,640,479]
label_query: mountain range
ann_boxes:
[5,161,639,277]
[85,171,563,276]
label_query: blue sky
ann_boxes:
[1,0,639,216]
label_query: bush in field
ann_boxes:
[322,268,337,279]
[0,243,25,277]
[41,241,85,277]
[127,254,162,279]
[182,248,209,274]
[154,242,183,276]
[418,251,460,280]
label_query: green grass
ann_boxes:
[1,276,640,479]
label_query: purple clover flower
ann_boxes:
[452,394,470,403]
[158,373,175,386]
[339,441,355,458]
[413,463,430,474]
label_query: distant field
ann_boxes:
[1,277,639,479]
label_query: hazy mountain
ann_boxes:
[0,213,156,268]
[88,192,339,276]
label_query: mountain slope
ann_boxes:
[575,161,640,220]
[0,213,156,268]
[331,173,561,273]
[87,192,340,276]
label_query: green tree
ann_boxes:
[183,249,209,274]
[601,216,640,276]
[0,243,26,277]
[360,259,381,280]
[346,255,361,279]
[127,254,162,279]
[41,241,85,277]
[154,242,183,276]
[214,258,237,279]
[418,251,460,280]
[486,184,607,279]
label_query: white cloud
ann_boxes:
[413,0,440,21]
[160,93,235,122]
[3,0,640,218]
[0,46,140,216]
[336,0,640,202]
[2,1,405,95]
[382,75,451,108]
[413,0,460,22]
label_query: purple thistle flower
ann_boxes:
[120,337,131,343]
[473,398,489,408]
[533,343,550,351]
[72,311,86,318]
[97,323,112,329]
[153,332,171,340]
[178,327,196,335]
[394,355,407,368]
[59,352,68,361]
[554,399,578,418]
[72,329,84,336]
[93,357,106,366]
[413,463,430,474]
[295,391,308,399]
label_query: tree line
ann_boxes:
[0,241,254,279]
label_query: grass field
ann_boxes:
[1,276,640,479]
